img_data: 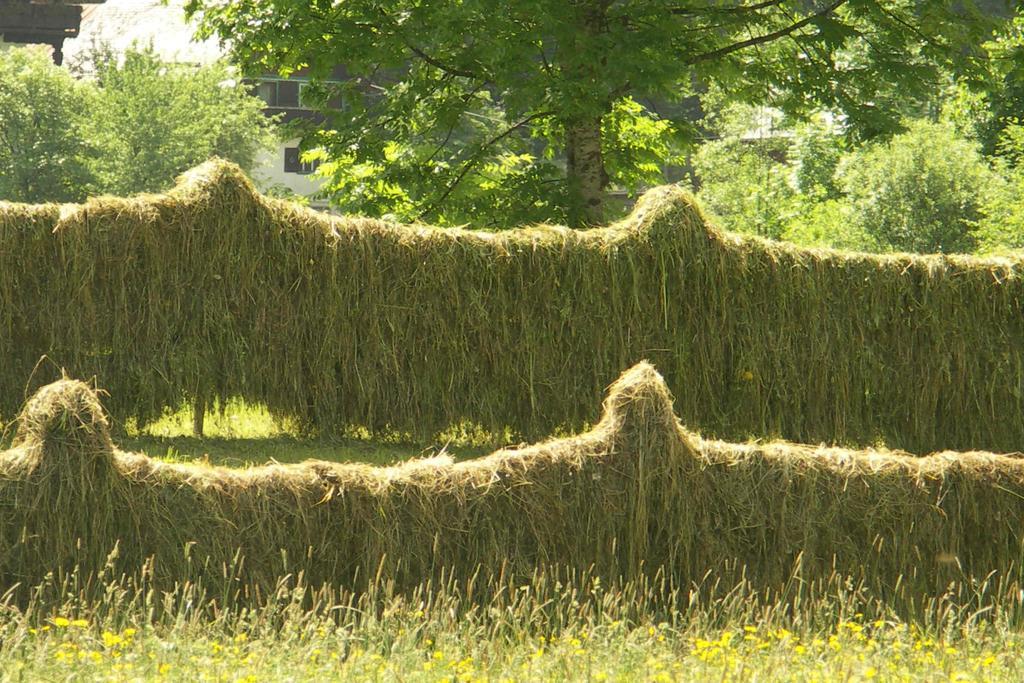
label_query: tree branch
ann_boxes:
[418,111,553,219]
[405,42,484,80]
[874,4,948,54]
[683,0,847,66]
[670,0,784,16]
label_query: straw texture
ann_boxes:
[1,160,1022,451]
[2,366,1024,599]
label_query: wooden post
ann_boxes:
[192,395,205,438]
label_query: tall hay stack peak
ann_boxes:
[7,379,124,581]
[626,183,712,241]
[14,378,113,460]
[600,360,685,442]
[164,156,263,206]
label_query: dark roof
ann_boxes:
[0,1,107,64]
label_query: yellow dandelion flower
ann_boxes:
[52,617,71,628]
[71,619,89,628]
[102,632,124,648]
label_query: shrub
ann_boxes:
[837,121,997,254]
[692,137,797,239]
[782,199,878,252]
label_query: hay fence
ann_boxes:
[2,160,1023,451]
[3,364,1024,599]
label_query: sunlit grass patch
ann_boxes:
[119,399,495,467]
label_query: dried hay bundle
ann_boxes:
[2,364,1024,603]
[1,161,1023,451]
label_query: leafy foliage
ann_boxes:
[81,47,274,197]
[0,47,95,203]
[976,122,1024,253]
[791,118,845,200]
[0,45,272,202]
[690,107,798,239]
[781,199,878,252]
[944,14,1024,158]
[837,121,997,254]
[186,0,1011,226]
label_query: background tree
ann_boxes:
[187,0,1013,227]
[976,122,1024,252]
[0,47,95,203]
[690,104,798,239]
[836,121,997,254]
[0,45,273,203]
[79,46,274,197]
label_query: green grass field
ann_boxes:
[3,400,1024,681]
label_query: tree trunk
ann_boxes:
[566,116,608,227]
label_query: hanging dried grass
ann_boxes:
[2,364,1024,602]
[1,160,1022,451]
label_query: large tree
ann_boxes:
[187,0,1014,226]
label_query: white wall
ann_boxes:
[62,0,221,68]
[251,140,330,209]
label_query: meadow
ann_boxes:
[2,559,1022,682]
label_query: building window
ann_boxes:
[251,78,343,110]
[284,147,319,175]
[256,79,302,108]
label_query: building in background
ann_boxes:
[56,0,331,208]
